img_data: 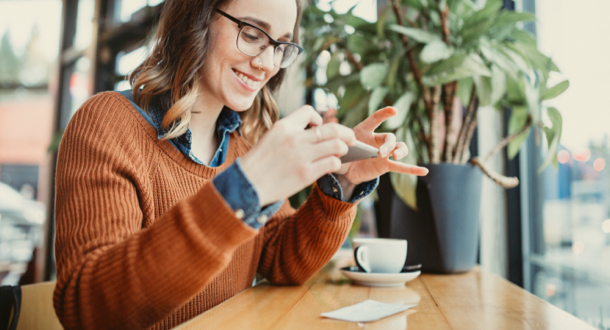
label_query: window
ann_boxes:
[0,0,62,284]
[521,0,610,327]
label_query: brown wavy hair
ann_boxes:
[129,0,303,143]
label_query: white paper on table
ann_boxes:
[320,299,416,322]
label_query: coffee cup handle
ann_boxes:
[354,246,371,273]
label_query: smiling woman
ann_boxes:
[52,0,428,329]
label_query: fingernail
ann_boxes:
[380,146,388,156]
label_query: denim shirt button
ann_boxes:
[257,215,268,224]
[235,209,245,219]
[332,187,338,193]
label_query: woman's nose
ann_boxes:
[254,46,276,71]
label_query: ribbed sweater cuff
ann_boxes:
[312,183,358,221]
[190,182,259,248]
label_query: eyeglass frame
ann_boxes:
[215,9,304,68]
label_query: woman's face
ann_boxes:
[200,0,298,111]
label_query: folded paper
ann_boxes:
[321,299,416,322]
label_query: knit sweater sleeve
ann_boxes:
[52,93,258,330]
[257,184,357,285]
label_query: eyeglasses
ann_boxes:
[215,9,303,69]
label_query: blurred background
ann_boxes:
[0,0,609,328]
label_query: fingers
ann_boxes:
[311,139,350,161]
[391,142,409,160]
[286,105,323,129]
[355,107,398,132]
[308,123,356,146]
[375,133,397,157]
[310,156,342,178]
[387,160,429,176]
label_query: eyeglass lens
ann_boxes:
[237,26,299,68]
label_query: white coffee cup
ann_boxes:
[352,238,407,273]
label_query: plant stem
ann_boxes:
[344,50,363,71]
[442,81,458,162]
[453,84,477,163]
[484,116,532,162]
[391,0,436,162]
[470,157,519,188]
[430,86,442,163]
[438,3,456,162]
[460,101,479,163]
[440,3,450,44]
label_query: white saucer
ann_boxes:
[340,266,421,287]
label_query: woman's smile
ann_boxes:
[232,68,262,92]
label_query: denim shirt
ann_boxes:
[117,90,378,230]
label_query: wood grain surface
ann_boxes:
[174,253,595,330]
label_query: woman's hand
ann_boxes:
[240,105,356,206]
[334,107,429,188]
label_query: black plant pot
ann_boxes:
[375,163,483,274]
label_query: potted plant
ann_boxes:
[301,0,568,273]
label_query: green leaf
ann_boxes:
[420,40,455,63]
[387,51,404,89]
[538,107,562,172]
[426,53,467,75]
[377,6,390,38]
[506,74,525,101]
[404,0,428,10]
[480,40,519,80]
[341,95,370,128]
[498,45,531,73]
[510,42,556,74]
[384,92,415,130]
[456,77,474,105]
[422,53,491,85]
[473,75,492,107]
[507,106,531,159]
[541,80,569,101]
[347,34,370,55]
[346,12,369,29]
[492,11,536,29]
[388,25,440,43]
[360,63,389,90]
[326,52,341,80]
[461,53,492,76]
[462,0,501,30]
[326,73,360,97]
[490,64,507,105]
[338,85,366,117]
[509,29,537,47]
[390,127,419,210]
[312,37,327,53]
[461,19,495,45]
[368,87,390,116]
[523,76,540,123]
[429,11,442,27]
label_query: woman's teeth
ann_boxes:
[236,72,259,88]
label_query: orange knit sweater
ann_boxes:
[53,92,357,330]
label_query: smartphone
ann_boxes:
[340,141,379,163]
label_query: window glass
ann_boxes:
[526,0,610,327]
[74,0,95,50]
[0,0,62,285]
[116,0,148,22]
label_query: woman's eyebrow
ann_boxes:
[239,16,293,39]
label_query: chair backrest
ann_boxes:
[16,281,62,330]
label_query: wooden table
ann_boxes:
[175,254,596,330]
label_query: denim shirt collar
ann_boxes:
[147,99,242,142]
[118,90,241,166]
